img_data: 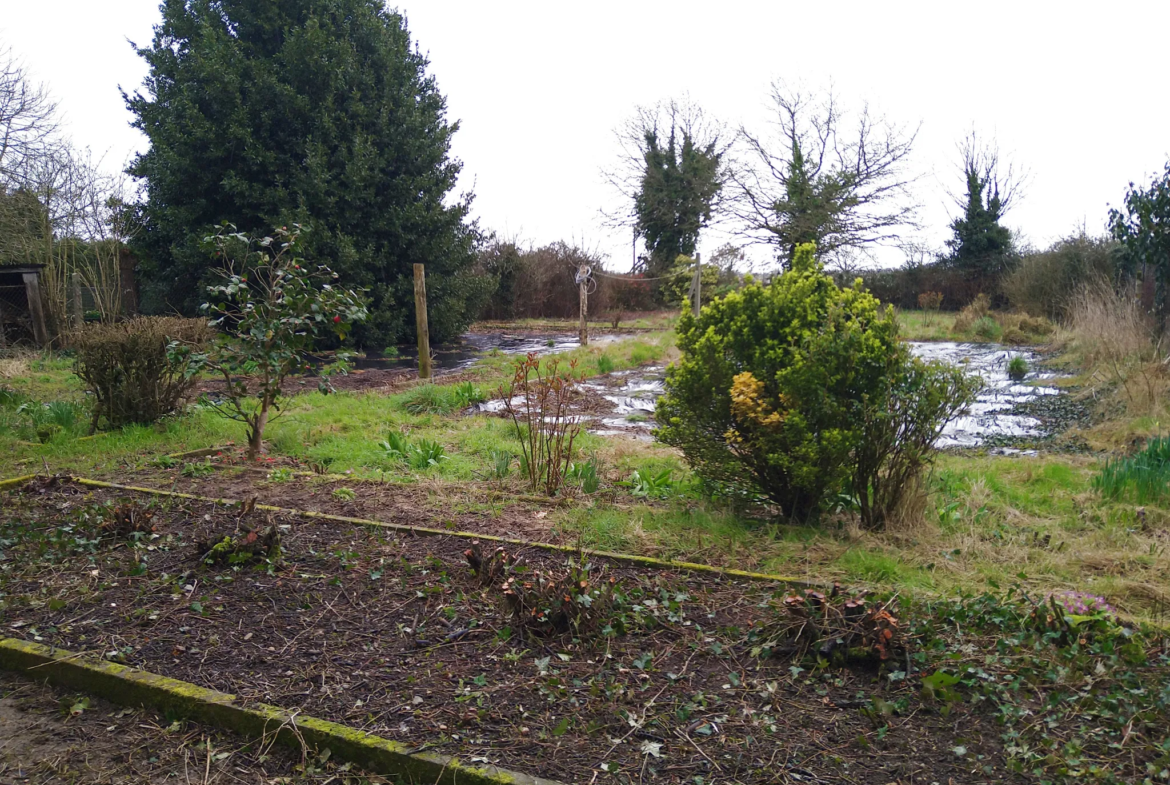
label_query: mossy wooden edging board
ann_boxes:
[0,638,564,785]
[64,475,806,586]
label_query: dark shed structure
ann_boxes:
[0,262,49,347]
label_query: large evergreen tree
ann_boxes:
[945,134,1020,291]
[125,0,489,346]
[605,98,726,279]
[633,122,723,276]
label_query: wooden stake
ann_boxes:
[692,252,702,317]
[413,264,431,380]
[71,271,83,328]
[578,264,589,346]
[23,271,48,347]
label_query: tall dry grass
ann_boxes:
[0,353,34,379]
[1064,278,1166,415]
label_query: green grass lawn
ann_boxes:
[0,333,675,478]
[894,308,957,341]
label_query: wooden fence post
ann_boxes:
[578,264,589,346]
[71,271,84,328]
[413,264,431,380]
[692,252,701,317]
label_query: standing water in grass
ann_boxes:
[476,341,1065,449]
[908,342,1062,448]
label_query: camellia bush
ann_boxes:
[176,224,368,459]
[655,243,973,526]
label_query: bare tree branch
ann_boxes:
[0,45,59,184]
[949,130,1028,217]
[728,80,920,267]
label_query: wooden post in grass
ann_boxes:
[71,271,83,328]
[413,263,431,380]
[692,252,702,317]
[578,263,589,346]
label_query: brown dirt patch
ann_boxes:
[0,479,1027,784]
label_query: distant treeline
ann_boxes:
[852,233,1124,321]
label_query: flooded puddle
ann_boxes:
[580,368,665,439]
[351,332,622,372]
[909,342,1061,449]
[475,341,1066,448]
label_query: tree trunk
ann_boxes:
[248,402,270,460]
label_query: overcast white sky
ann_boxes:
[3,1,1168,271]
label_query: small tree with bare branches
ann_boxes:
[730,81,919,269]
[603,97,730,278]
[0,45,58,181]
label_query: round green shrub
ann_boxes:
[973,315,1002,342]
[654,244,901,521]
[656,243,974,526]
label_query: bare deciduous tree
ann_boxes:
[730,80,919,267]
[1,55,138,331]
[0,46,58,182]
[949,130,1025,218]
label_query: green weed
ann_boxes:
[399,381,484,414]
[408,439,447,470]
[489,449,513,480]
[568,458,601,494]
[181,459,215,478]
[1093,436,1170,503]
[380,432,412,460]
[972,316,1002,342]
[1006,355,1028,381]
[379,432,448,470]
[622,469,675,499]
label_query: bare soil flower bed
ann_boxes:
[0,670,388,784]
[0,478,1025,784]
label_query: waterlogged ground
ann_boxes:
[352,331,624,372]
[908,341,1063,448]
[476,341,1072,448]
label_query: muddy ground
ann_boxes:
[0,478,1030,785]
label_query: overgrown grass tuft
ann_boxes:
[398,381,485,414]
[1093,436,1170,503]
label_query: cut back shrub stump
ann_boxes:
[71,316,213,432]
